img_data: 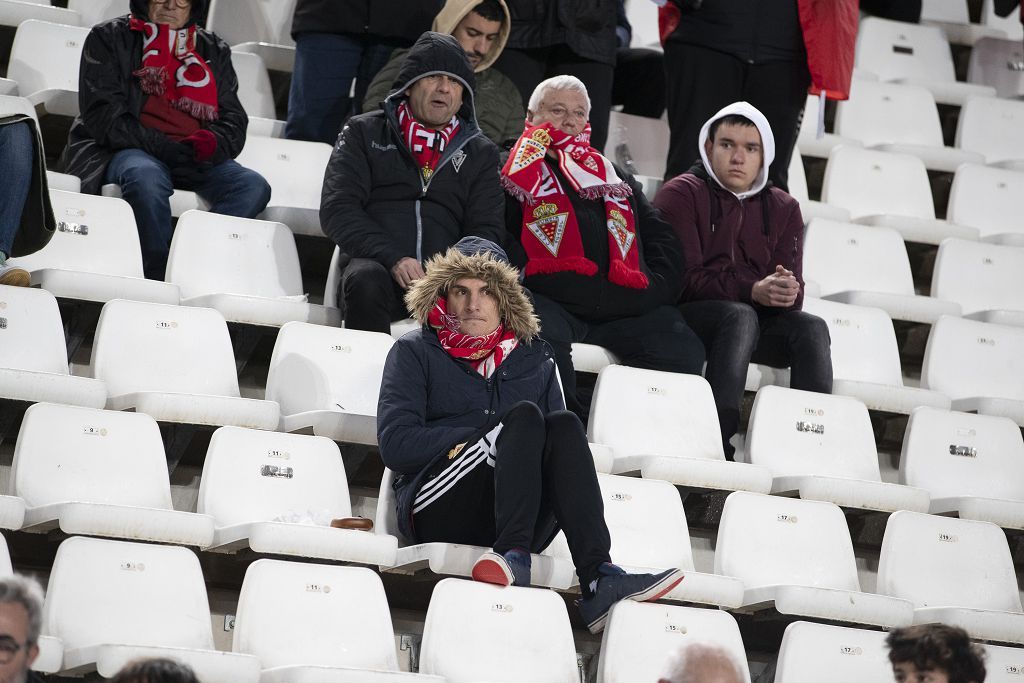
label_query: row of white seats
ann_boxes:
[921,0,1023,45]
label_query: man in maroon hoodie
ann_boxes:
[654,101,832,460]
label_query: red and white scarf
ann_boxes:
[397,101,460,184]
[429,296,518,378]
[129,16,219,121]
[501,122,648,289]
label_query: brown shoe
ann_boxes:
[330,517,373,531]
[0,265,30,287]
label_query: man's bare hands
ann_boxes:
[751,265,800,307]
[391,257,425,290]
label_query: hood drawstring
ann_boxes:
[703,174,771,238]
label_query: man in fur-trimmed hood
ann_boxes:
[377,236,684,635]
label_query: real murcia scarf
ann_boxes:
[397,101,460,184]
[429,296,518,378]
[129,16,219,121]
[501,122,649,289]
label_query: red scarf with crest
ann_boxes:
[429,297,518,378]
[397,101,460,184]
[129,16,219,122]
[500,122,648,289]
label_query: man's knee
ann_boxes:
[116,153,173,198]
[718,301,759,341]
[638,309,706,375]
[342,259,392,299]
[544,409,586,445]
[505,401,546,430]
[233,168,271,214]
[798,312,831,347]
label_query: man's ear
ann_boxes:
[25,642,39,668]
[704,136,713,155]
[525,109,535,124]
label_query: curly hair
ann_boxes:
[886,624,987,683]
[110,658,200,683]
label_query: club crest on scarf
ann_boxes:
[607,208,635,259]
[526,201,568,257]
[397,101,460,184]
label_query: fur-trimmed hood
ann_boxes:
[405,247,540,341]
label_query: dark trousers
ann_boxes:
[533,294,706,419]
[662,41,810,191]
[612,47,666,119]
[339,258,409,333]
[680,300,833,458]
[413,401,612,586]
[492,45,615,152]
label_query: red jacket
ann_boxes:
[658,0,857,100]
[653,170,806,309]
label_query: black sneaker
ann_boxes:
[576,564,684,634]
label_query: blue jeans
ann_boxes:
[104,149,271,280]
[0,122,34,258]
[285,32,396,143]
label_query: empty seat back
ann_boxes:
[747,386,881,482]
[66,0,128,27]
[229,51,276,119]
[947,163,1024,240]
[0,94,37,121]
[588,365,723,460]
[0,285,70,375]
[775,621,891,683]
[801,297,905,387]
[265,322,393,418]
[234,137,332,212]
[12,403,172,509]
[198,426,352,524]
[982,0,1024,40]
[419,578,579,682]
[900,407,1024,502]
[877,510,1023,612]
[821,146,935,220]
[931,238,1024,316]
[967,36,1024,98]
[855,16,957,83]
[43,536,216,650]
[835,79,945,148]
[921,316,1024,401]
[7,20,89,96]
[233,559,398,670]
[165,212,303,300]
[715,492,861,591]
[803,219,915,297]
[90,299,240,398]
[956,96,1024,163]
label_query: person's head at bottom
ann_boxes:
[0,575,43,683]
[887,624,986,683]
[111,658,200,683]
[658,642,745,683]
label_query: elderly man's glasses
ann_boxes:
[0,637,29,664]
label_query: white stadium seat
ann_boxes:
[797,92,862,161]
[419,578,579,683]
[985,643,1024,682]
[747,386,929,513]
[606,110,670,179]
[597,601,751,683]
[968,36,1024,98]
[265,322,392,442]
[803,218,961,324]
[587,365,772,494]
[543,474,744,608]
[877,510,1024,645]
[787,148,851,224]
[166,211,339,327]
[715,491,914,628]
[13,402,214,546]
[100,183,208,218]
[233,559,440,682]
[946,163,1024,247]
[931,238,1024,328]
[65,0,126,27]
[920,0,1003,45]
[198,426,397,565]
[90,299,280,429]
[0,96,81,190]
[0,285,107,409]
[921,316,1024,425]
[7,20,90,117]
[900,407,1024,531]
[571,343,621,374]
[8,190,180,305]
[982,0,1024,41]
[206,0,296,73]
[821,146,978,245]
[956,96,1024,169]
[230,50,285,138]
[774,621,892,683]
[42,536,260,680]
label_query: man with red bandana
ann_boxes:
[502,75,704,419]
[61,0,270,280]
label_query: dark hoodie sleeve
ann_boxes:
[625,168,684,305]
[771,193,807,310]
[377,336,477,475]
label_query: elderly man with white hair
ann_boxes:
[501,74,705,419]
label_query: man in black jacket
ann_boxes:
[502,75,705,418]
[61,0,270,280]
[321,32,505,333]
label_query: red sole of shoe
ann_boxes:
[643,574,684,603]
[471,559,512,587]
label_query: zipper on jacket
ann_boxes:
[415,199,423,263]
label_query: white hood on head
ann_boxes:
[698,101,775,200]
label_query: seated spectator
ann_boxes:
[363,0,526,148]
[654,102,832,460]
[502,75,704,418]
[61,0,271,281]
[0,574,46,683]
[377,236,684,634]
[886,624,986,683]
[0,117,55,287]
[112,658,199,683]
[321,32,504,333]
[286,0,441,143]
[659,642,745,683]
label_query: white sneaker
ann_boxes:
[0,264,30,287]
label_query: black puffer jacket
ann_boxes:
[61,0,247,194]
[291,0,441,41]
[320,33,503,271]
[664,0,806,64]
[503,0,617,65]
